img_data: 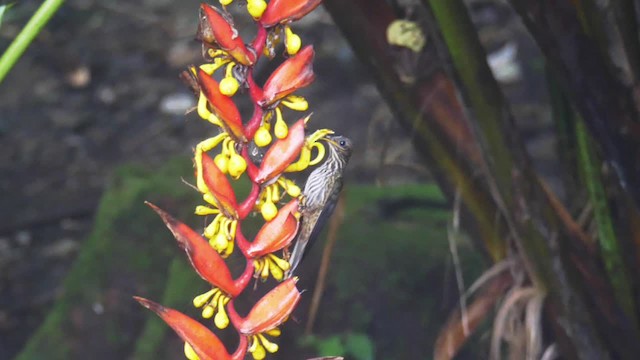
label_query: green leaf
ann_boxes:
[345,333,375,360]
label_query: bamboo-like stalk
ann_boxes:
[423,1,632,357]
[323,0,507,261]
[508,0,640,210]
[426,0,519,201]
[324,0,640,356]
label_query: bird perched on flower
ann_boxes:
[287,134,352,275]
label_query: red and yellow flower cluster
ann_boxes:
[134,1,334,359]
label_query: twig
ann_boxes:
[305,193,346,335]
[448,189,468,334]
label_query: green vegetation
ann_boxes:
[17,158,484,359]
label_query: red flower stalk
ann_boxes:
[136,2,334,359]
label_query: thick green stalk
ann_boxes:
[426,0,518,201]
[546,67,582,211]
[0,0,65,84]
[323,0,507,261]
[509,0,640,209]
[575,118,637,324]
[425,1,631,357]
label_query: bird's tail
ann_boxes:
[285,239,306,278]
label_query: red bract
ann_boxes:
[134,297,233,360]
[259,46,315,107]
[138,2,328,358]
[260,0,323,28]
[254,119,306,184]
[237,278,301,335]
[147,203,239,297]
[197,68,246,142]
[247,198,299,257]
[201,152,238,218]
[198,3,255,66]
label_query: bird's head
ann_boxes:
[325,135,353,160]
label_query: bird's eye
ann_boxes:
[339,140,346,146]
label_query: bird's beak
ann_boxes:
[323,135,339,146]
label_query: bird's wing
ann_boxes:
[303,196,338,257]
[288,181,343,274]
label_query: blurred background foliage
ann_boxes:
[3,0,640,359]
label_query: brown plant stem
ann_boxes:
[305,193,345,335]
[434,270,513,360]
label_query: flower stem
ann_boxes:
[0,0,65,84]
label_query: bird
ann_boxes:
[286,134,352,276]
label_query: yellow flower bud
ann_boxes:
[214,307,230,329]
[285,28,301,55]
[286,183,301,197]
[268,259,284,281]
[251,342,267,360]
[195,205,218,216]
[274,114,288,139]
[214,153,229,174]
[247,0,267,19]
[201,305,214,319]
[260,259,270,280]
[193,289,215,308]
[271,186,281,202]
[219,0,233,5]
[219,76,239,96]
[212,233,229,252]
[228,153,247,179]
[261,201,277,221]
[259,333,279,353]
[254,127,272,147]
[184,342,200,360]
[204,219,217,238]
[282,95,309,111]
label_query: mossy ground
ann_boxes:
[15,158,199,359]
[16,158,487,359]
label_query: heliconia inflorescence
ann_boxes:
[134,1,334,359]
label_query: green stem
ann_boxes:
[426,0,517,201]
[0,0,65,84]
[323,0,508,261]
[575,117,637,324]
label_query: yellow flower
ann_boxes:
[253,254,291,281]
[248,328,282,360]
[193,288,232,329]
